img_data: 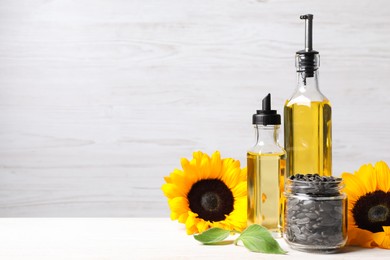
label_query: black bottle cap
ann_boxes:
[252,93,281,125]
[296,14,320,77]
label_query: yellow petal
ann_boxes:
[187,152,210,182]
[231,181,247,198]
[180,157,190,170]
[168,196,189,214]
[169,169,191,194]
[347,213,356,226]
[196,220,210,233]
[192,151,205,165]
[342,172,369,198]
[170,211,179,220]
[372,231,385,247]
[200,155,212,179]
[186,225,198,235]
[178,212,188,223]
[180,158,197,186]
[161,183,183,199]
[185,213,196,229]
[221,158,235,175]
[347,204,357,224]
[164,176,172,183]
[210,151,222,178]
[230,198,247,226]
[375,161,390,192]
[221,167,241,190]
[355,164,376,193]
[373,226,390,249]
[238,167,247,182]
[224,213,246,231]
[345,192,360,204]
[223,158,240,171]
[185,213,199,234]
[347,227,376,248]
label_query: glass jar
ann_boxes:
[283,174,347,253]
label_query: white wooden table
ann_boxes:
[0,218,386,259]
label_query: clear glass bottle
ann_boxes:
[284,14,332,178]
[247,94,286,237]
[284,174,347,253]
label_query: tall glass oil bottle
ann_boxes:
[284,14,332,178]
[247,94,286,236]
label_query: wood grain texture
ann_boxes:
[0,0,389,216]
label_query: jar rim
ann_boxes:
[285,178,345,195]
[287,178,344,185]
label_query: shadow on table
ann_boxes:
[203,240,235,246]
[340,246,374,254]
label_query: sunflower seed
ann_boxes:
[296,217,310,225]
[305,212,318,219]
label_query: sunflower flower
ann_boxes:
[162,151,247,234]
[342,161,390,249]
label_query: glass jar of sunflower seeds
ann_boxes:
[283,174,348,253]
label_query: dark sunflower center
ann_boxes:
[201,192,220,212]
[352,190,390,233]
[187,179,234,222]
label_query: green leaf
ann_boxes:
[234,224,287,254]
[193,227,231,245]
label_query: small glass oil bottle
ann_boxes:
[284,14,332,178]
[247,93,286,237]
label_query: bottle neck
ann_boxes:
[296,69,319,90]
[292,69,327,101]
[254,125,280,146]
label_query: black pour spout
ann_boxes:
[252,94,281,126]
[296,14,319,78]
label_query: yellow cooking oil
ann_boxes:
[247,152,286,235]
[284,100,332,177]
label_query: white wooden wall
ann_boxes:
[0,0,389,217]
